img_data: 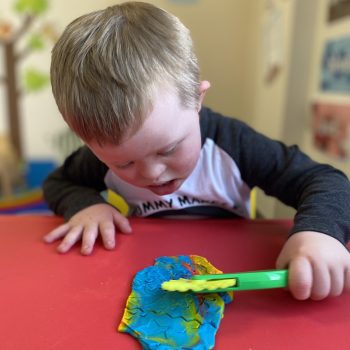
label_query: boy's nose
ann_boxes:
[138,161,166,182]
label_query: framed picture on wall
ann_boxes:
[320,36,350,93]
[328,0,350,22]
[311,100,350,160]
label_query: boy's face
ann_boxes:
[88,82,209,196]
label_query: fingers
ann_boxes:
[288,259,348,300]
[87,214,132,253]
[43,206,132,255]
[329,268,344,297]
[275,252,287,270]
[113,212,132,234]
[56,225,83,254]
[43,223,70,243]
[288,258,337,300]
[276,232,350,301]
[345,267,350,291]
[99,221,116,251]
[288,257,313,300]
[310,263,330,300]
[43,223,84,254]
[81,224,99,255]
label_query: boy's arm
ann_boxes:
[230,121,350,245]
[43,146,109,220]
[252,144,350,245]
[202,109,350,300]
[249,142,349,244]
[202,108,350,245]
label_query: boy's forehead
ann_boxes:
[88,91,197,160]
[122,89,185,138]
[117,86,179,136]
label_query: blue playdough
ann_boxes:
[118,255,233,349]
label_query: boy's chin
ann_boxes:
[146,179,182,196]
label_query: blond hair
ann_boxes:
[51,1,200,144]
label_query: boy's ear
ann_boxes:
[198,80,211,111]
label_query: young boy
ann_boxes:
[43,1,350,301]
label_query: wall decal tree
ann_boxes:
[0,0,56,159]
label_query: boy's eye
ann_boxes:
[159,144,177,156]
[115,161,134,169]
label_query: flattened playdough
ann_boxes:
[118,255,233,349]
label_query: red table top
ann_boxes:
[0,215,349,349]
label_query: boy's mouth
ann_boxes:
[147,179,180,195]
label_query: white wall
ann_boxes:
[247,0,298,218]
[150,0,257,122]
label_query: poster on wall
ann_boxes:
[312,101,350,160]
[320,36,350,93]
[328,0,350,22]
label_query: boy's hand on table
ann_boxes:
[276,231,350,300]
[43,203,132,255]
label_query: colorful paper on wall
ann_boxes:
[312,101,350,160]
[118,255,233,349]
